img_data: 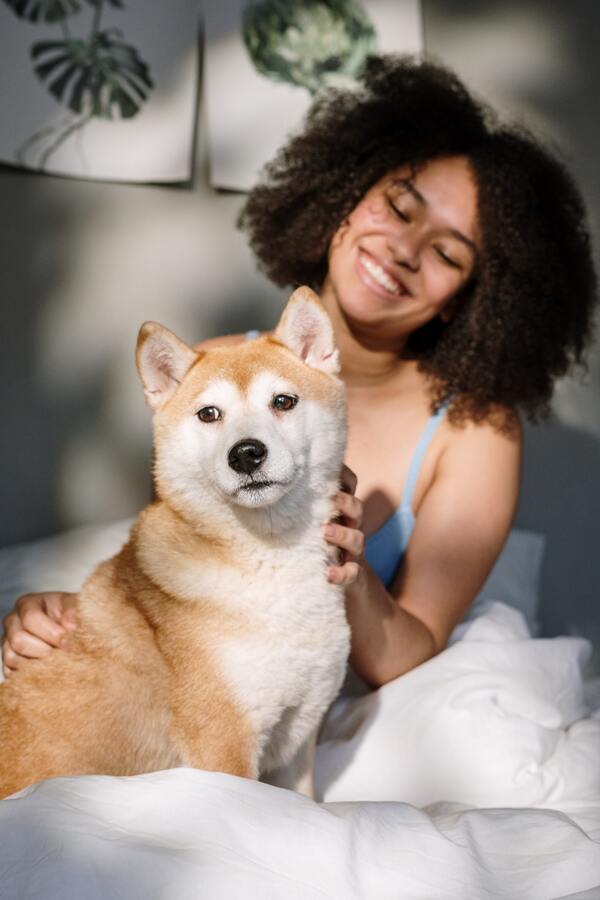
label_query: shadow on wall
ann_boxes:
[0,167,97,546]
[516,418,600,663]
[199,283,285,338]
[0,166,171,548]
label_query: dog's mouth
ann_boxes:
[230,470,298,506]
[237,479,277,494]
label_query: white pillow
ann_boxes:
[463,528,545,636]
[0,519,134,618]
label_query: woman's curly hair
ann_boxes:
[239,55,597,424]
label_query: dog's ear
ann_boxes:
[274,286,340,375]
[136,322,197,410]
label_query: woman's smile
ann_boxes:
[356,249,412,300]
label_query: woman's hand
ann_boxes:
[2,592,78,678]
[324,464,365,587]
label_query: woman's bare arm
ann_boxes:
[331,415,522,687]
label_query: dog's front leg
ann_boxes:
[263,728,317,798]
[157,627,259,780]
[170,677,259,779]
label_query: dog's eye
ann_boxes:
[197,406,221,423]
[271,394,299,412]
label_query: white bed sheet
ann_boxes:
[0,769,599,900]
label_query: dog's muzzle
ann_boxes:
[228,439,268,475]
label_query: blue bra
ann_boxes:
[364,402,448,587]
[244,331,448,589]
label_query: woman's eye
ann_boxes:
[196,406,221,423]
[389,199,410,222]
[434,246,461,269]
[271,394,299,412]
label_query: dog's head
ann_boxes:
[136,287,346,531]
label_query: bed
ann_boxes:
[0,522,599,899]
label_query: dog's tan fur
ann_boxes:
[0,288,349,800]
[0,526,258,799]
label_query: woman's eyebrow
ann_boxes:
[394,177,425,206]
[393,177,478,259]
[447,228,478,259]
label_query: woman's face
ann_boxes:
[324,155,479,340]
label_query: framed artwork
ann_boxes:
[204,0,423,190]
[0,0,200,182]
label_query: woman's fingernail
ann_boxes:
[324,524,335,538]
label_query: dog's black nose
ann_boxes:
[228,439,268,474]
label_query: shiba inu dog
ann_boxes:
[0,287,349,799]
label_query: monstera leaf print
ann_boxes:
[243,0,377,95]
[31,29,153,118]
[8,0,156,170]
[85,0,124,7]
[2,0,80,22]
[2,0,122,21]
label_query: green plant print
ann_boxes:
[242,0,377,96]
[3,0,153,171]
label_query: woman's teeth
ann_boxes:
[361,254,402,294]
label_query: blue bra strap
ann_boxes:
[401,401,449,511]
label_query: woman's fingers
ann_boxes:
[43,592,72,625]
[340,463,357,495]
[3,642,17,676]
[1,592,80,677]
[15,594,67,648]
[2,640,25,675]
[326,560,361,586]
[46,592,79,631]
[326,477,365,587]
[324,522,364,557]
[2,616,58,659]
[333,490,363,528]
[61,605,79,631]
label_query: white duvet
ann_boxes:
[1,602,599,899]
[316,602,600,810]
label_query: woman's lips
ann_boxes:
[357,250,411,299]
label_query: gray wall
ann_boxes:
[1,1,598,653]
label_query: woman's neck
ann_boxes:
[319,282,414,391]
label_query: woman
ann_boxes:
[2,56,596,689]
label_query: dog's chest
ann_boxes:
[214,558,350,744]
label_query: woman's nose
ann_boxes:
[387,229,421,272]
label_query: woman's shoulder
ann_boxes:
[445,403,522,445]
[440,404,522,481]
